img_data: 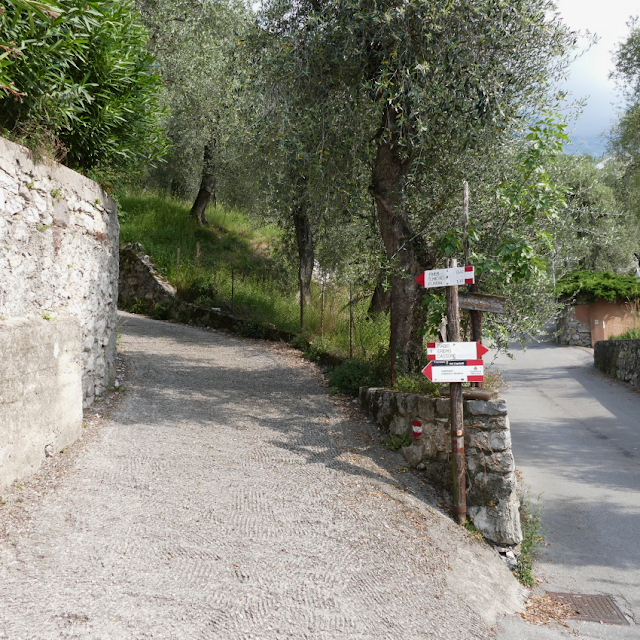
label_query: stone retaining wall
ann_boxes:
[119,243,176,306]
[359,387,522,545]
[560,305,592,346]
[594,339,640,390]
[0,136,118,406]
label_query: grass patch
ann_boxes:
[384,433,412,451]
[515,486,544,587]
[119,191,394,360]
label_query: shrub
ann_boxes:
[394,374,440,396]
[327,358,382,396]
[609,328,640,340]
[0,0,166,174]
[556,270,640,303]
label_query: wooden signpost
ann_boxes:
[416,257,471,525]
[458,292,506,315]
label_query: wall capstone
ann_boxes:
[360,387,522,545]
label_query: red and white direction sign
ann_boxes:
[426,341,489,361]
[415,266,474,289]
[422,360,484,383]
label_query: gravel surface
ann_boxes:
[0,312,523,639]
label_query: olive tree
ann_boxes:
[259,0,576,372]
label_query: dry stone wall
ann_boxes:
[560,305,591,346]
[118,243,294,341]
[119,243,176,307]
[0,136,118,406]
[594,339,640,390]
[359,387,522,545]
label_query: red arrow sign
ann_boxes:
[415,266,474,288]
[422,360,484,383]
[426,342,489,360]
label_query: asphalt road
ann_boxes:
[492,341,640,639]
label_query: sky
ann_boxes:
[555,0,638,157]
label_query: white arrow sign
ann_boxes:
[415,266,474,289]
[426,342,489,361]
[422,360,484,383]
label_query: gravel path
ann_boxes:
[0,312,522,639]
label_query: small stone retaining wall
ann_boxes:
[594,339,640,390]
[360,387,522,545]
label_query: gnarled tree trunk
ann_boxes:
[190,138,216,226]
[369,106,432,374]
[368,280,391,318]
[292,203,314,305]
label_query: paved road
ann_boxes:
[493,342,640,639]
[0,312,521,639]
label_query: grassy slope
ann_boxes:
[118,193,390,359]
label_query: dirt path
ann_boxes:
[0,312,522,639]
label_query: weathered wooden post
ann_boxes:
[176,247,181,293]
[349,282,354,358]
[418,262,482,526]
[231,268,235,314]
[321,279,326,337]
[390,287,396,387]
[446,258,466,525]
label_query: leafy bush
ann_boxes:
[394,374,440,396]
[556,270,640,303]
[151,301,172,320]
[327,358,383,396]
[0,0,166,174]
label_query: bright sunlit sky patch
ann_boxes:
[555,0,638,157]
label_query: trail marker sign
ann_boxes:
[458,292,506,314]
[415,266,474,289]
[422,360,484,383]
[426,341,489,361]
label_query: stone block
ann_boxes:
[467,428,511,452]
[467,449,515,475]
[0,316,83,491]
[465,399,507,416]
[467,492,523,545]
[435,398,450,416]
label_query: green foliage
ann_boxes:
[0,0,166,173]
[384,434,412,451]
[515,488,544,588]
[464,520,484,540]
[556,271,640,303]
[327,358,384,397]
[609,328,640,340]
[393,375,440,397]
[137,0,251,201]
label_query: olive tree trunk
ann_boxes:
[190,139,216,226]
[369,106,431,374]
[292,204,314,304]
